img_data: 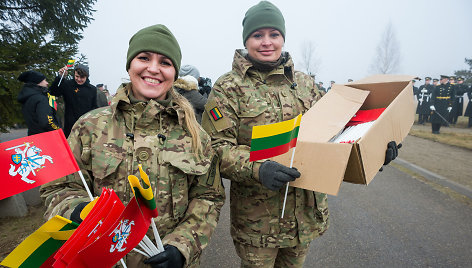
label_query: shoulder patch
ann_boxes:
[204,99,232,132]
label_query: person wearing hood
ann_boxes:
[49,63,98,137]
[175,65,207,123]
[17,70,61,136]
[202,1,400,267]
[41,24,224,268]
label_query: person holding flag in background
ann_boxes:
[16,70,61,136]
[201,1,399,267]
[40,24,224,267]
[49,62,98,137]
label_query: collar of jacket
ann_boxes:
[173,76,199,91]
[110,83,186,125]
[232,49,295,81]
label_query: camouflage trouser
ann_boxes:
[234,242,310,268]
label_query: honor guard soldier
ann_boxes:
[417,77,433,124]
[430,75,454,134]
[452,77,466,124]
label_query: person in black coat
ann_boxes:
[49,64,98,137]
[17,70,61,136]
[430,75,455,134]
[417,77,433,124]
[464,84,472,128]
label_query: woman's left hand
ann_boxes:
[143,245,185,268]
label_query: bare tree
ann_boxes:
[299,40,321,76]
[369,22,401,74]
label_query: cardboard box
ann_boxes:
[273,74,416,195]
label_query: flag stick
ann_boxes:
[151,220,165,252]
[138,240,153,256]
[281,147,296,218]
[77,170,94,201]
[57,70,66,87]
[142,235,159,255]
[132,247,150,258]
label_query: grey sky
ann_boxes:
[79,0,472,94]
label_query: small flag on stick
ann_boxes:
[0,215,78,268]
[249,114,302,162]
[66,59,75,68]
[58,59,75,86]
[0,129,80,200]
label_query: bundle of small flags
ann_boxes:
[331,108,385,144]
[1,165,163,268]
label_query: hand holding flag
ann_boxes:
[58,59,75,86]
[249,114,302,218]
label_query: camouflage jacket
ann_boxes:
[40,83,225,267]
[201,49,329,248]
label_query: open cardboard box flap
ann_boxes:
[273,74,416,195]
[273,85,369,195]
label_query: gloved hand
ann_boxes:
[384,141,402,165]
[447,106,452,112]
[258,160,301,191]
[421,89,427,93]
[430,105,436,111]
[144,245,185,268]
[70,202,89,224]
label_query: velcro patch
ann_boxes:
[210,107,223,121]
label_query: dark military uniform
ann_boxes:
[464,85,472,128]
[202,49,328,267]
[431,82,454,133]
[40,84,225,267]
[416,83,433,124]
[452,81,466,124]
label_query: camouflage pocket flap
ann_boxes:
[239,95,268,118]
[163,150,210,176]
[91,147,124,179]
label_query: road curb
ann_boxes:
[394,157,472,200]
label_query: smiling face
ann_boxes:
[74,72,87,85]
[128,51,175,101]
[245,28,284,62]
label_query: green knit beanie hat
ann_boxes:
[242,1,285,46]
[126,24,182,80]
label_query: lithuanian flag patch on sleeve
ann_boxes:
[210,107,223,121]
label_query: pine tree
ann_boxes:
[0,0,96,131]
[454,58,472,85]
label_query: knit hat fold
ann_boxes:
[18,70,46,84]
[242,1,286,45]
[126,24,182,80]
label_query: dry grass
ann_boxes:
[410,115,472,150]
[409,129,472,150]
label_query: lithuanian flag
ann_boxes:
[0,215,78,268]
[66,59,75,68]
[249,114,302,162]
[128,164,158,218]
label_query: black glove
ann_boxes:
[70,202,89,224]
[144,245,185,268]
[258,160,301,191]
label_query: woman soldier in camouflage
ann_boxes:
[202,1,399,267]
[41,24,225,268]
[201,2,326,267]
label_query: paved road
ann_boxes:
[202,168,472,267]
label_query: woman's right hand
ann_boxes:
[258,160,301,191]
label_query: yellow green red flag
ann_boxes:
[66,59,75,68]
[0,215,78,268]
[249,114,302,162]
